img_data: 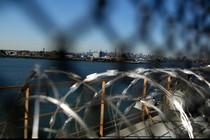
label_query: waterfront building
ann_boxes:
[93,52,100,58]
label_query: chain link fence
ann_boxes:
[1,0,210,61]
[1,0,210,138]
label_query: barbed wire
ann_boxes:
[1,64,210,138]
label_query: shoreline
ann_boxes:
[0,55,208,65]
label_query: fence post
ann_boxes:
[99,81,105,137]
[141,79,147,121]
[141,79,154,123]
[24,87,30,139]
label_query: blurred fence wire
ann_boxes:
[1,0,210,60]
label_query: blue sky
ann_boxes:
[0,0,140,53]
[0,0,209,57]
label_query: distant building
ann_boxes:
[99,51,106,57]
[182,56,187,61]
[93,52,100,58]
[0,50,6,56]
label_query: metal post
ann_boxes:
[141,79,154,123]
[99,81,105,137]
[143,79,147,98]
[141,79,147,121]
[24,87,30,139]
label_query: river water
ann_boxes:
[0,57,204,138]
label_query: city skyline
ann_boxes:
[0,47,201,61]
